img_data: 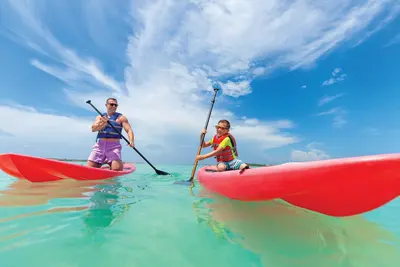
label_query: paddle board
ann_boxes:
[0,153,136,182]
[197,153,400,217]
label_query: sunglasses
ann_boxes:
[108,103,118,107]
[215,125,228,130]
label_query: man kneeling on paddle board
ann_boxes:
[196,119,249,172]
[86,97,135,171]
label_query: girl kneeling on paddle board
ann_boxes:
[195,119,249,172]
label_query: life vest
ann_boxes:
[212,133,238,162]
[96,112,123,140]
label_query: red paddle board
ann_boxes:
[0,153,136,182]
[197,153,400,217]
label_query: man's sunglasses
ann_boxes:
[215,125,228,130]
[108,103,118,107]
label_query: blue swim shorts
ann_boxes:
[218,158,244,170]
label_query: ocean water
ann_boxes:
[0,162,399,267]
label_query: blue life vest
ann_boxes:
[96,112,123,140]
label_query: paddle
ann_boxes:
[174,86,219,185]
[86,100,170,176]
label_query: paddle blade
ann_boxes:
[156,169,170,175]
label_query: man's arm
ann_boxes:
[92,115,108,132]
[120,115,135,145]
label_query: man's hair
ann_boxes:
[106,97,117,104]
[218,119,230,129]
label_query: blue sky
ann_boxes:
[0,0,400,165]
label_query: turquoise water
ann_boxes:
[0,162,399,267]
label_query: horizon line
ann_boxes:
[47,157,270,166]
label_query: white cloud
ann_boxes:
[243,118,260,126]
[321,68,347,86]
[291,142,330,162]
[0,105,96,160]
[0,106,91,140]
[220,80,252,98]
[318,93,345,106]
[384,32,400,47]
[316,107,347,128]
[355,3,400,47]
[0,0,397,163]
[362,127,380,136]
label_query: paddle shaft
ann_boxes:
[86,100,169,175]
[188,87,219,182]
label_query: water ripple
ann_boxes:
[0,164,399,267]
[194,187,400,267]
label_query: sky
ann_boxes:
[0,0,400,166]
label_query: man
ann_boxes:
[195,119,249,172]
[87,97,135,171]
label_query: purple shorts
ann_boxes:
[87,140,122,165]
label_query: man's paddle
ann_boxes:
[174,86,219,186]
[86,100,170,176]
